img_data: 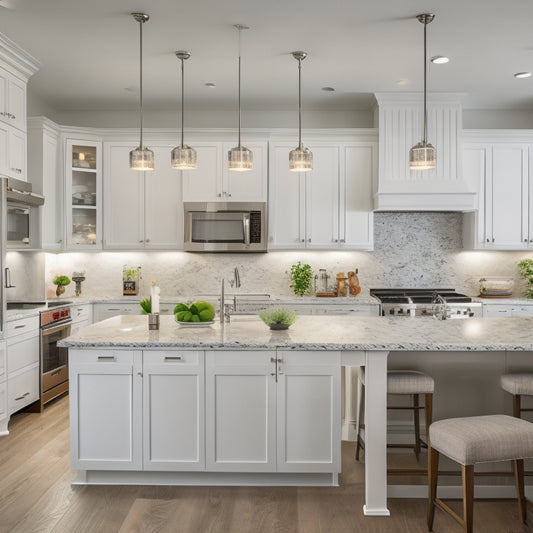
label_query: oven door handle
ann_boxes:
[41,322,72,336]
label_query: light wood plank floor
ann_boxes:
[0,395,531,533]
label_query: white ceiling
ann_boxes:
[2,0,533,113]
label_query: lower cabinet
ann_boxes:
[69,348,341,475]
[69,350,143,470]
[143,351,205,470]
[205,350,341,473]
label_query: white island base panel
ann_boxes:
[73,471,338,487]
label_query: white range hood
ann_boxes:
[373,92,477,211]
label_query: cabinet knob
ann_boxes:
[308,238,311,243]
[228,193,232,197]
[525,239,529,243]
[300,239,305,243]
[340,239,345,243]
[492,238,495,242]
[334,239,338,243]
[145,239,150,243]
[486,238,490,243]
[217,193,222,197]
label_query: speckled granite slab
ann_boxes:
[59,315,533,352]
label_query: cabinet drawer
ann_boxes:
[7,315,39,340]
[72,305,91,323]
[7,334,40,374]
[144,350,200,366]
[8,363,39,415]
[69,349,134,365]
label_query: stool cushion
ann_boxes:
[501,372,533,395]
[430,415,533,466]
[359,368,434,394]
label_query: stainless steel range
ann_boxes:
[370,288,482,319]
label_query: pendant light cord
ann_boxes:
[298,57,302,149]
[181,57,185,148]
[138,18,144,149]
[237,26,242,148]
[423,17,427,145]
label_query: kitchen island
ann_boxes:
[61,314,533,517]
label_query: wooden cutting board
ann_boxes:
[315,292,337,297]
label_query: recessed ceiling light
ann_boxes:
[431,56,449,64]
[514,72,532,79]
[204,82,216,87]
[396,79,409,86]
[321,87,335,92]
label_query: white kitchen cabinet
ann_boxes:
[205,349,341,474]
[70,304,92,334]
[69,350,143,470]
[28,117,63,249]
[182,141,267,202]
[0,122,26,180]
[6,315,40,415]
[92,303,141,322]
[276,351,341,472]
[268,142,374,250]
[0,341,7,435]
[65,139,103,249]
[0,66,27,133]
[205,350,277,472]
[103,142,183,249]
[143,351,205,470]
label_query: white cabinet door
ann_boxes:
[8,363,39,415]
[41,131,62,248]
[276,351,341,473]
[143,351,205,470]
[268,143,306,249]
[222,141,268,201]
[205,350,277,472]
[7,74,26,133]
[0,121,8,176]
[182,143,221,202]
[69,350,142,470]
[341,143,376,249]
[103,143,144,249]
[144,145,183,249]
[8,128,26,180]
[490,145,528,249]
[306,145,339,248]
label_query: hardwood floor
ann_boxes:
[0,396,530,533]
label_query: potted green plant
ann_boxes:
[259,308,298,330]
[290,261,313,297]
[518,259,533,297]
[53,275,71,297]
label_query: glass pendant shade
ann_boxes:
[289,145,313,172]
[171,145,197,170]
[228,145,253,171]
[409,141,436,170]
[130,146,155,171]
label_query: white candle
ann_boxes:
[151,279,160,314]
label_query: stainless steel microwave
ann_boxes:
[184,202,267,252]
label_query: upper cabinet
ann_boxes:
[103,142,183,249]
[463,132,533,250]
[65,139,103,249]
[182,141,267,202]
[0,34,40,182]
[268,138,376,250]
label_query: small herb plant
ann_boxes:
[53,275,71,286]
[259,308,298,327]
[518,259,533,298]
[290,262,313,297]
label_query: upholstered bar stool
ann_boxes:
[500,372,533,418]
[428,414,533,533]
[355,368,434,472]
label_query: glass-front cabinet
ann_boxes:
[65,139,102,249]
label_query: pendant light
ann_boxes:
[129,12,154,171]
[409,13,436,171]
[228,24,253,172]
[289,51,312,172]
[171,51,197,169]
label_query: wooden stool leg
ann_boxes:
[413,393,421,459]
[427,445,439,531]
[462,465,474,533]
[514,459,527,523]
[513,394,521,418]
[355,381,365,460]
[425,393,433,445]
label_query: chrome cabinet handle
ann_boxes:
[164,356,183,361]
[97,355,116,361]
[14,324,26,329]
[14,392,30,401]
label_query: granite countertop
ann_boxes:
[59,314,533,352]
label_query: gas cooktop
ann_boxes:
[370,288,473,304]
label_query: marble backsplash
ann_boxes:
[8,212,533,301]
